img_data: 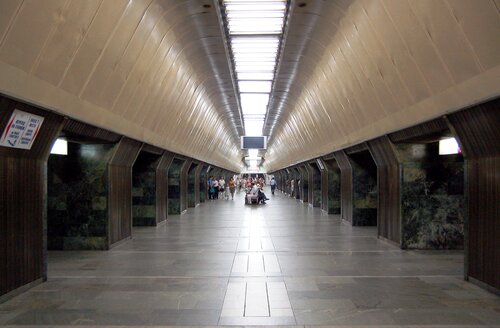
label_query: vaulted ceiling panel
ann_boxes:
[0,0,243,171]
[0,0,498,172]
[264,0,500,171]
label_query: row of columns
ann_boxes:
[271,98,499,294]
[0,95,236,300]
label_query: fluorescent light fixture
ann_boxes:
[223,0,286,140]
[228,18,283,26]
[236,65,275,72]
[248,149,259,157]
[237,72,275,80]
[226,3,286,10]
[243,115,266,120]
[229,25,283,35]
[228,12,285,19]
[234,53,277,61]
[50,138,68,155]
[241,93,269,114]
[241,93,269,105]
[225,0,285,3]
[439,137,461,155]
[244,120,264,136]
[231,35,280,47]
[238,81,272,93]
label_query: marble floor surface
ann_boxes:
[1,189,499,327]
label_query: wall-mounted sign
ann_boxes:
[0,109,44,150]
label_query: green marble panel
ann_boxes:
[132,157,157,226]
[47,143,114,250]
[188,165,197,207]
[199,171,206,202]
[328,169,341,214]
[401,159,464,249]
[349,151,377,226]
[168,159,184,214]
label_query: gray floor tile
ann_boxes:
[0,189,498,326]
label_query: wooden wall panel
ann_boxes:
[334,150,353,223]
[108,137,142,246]
[63,119,121,143]
[345,143,368,154]
[156,152,174,224]
[447,99,500,291]
[141,144,164,156]
[0,96,64,297]
[368,136,401,245]
[389,118,449,143]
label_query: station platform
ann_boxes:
[0,189,498,327]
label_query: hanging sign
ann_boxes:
[0,109,44,150]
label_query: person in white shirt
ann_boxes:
[219,177,227,200]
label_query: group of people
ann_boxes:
[207,176,237,200]
[237,176,266,192]
[207,175,272,204]
[245,180,270,204]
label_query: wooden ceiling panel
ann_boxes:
[0,0,243,171]
[264,0,500,171]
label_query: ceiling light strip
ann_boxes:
[222,0,287,137]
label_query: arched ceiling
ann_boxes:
[0,0,243,171]
[0,0,499,173]
[264,0,500,171]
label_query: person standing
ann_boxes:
[219,176,226,200]
[213,178,219,199]
[229,177,236,200]
[208,176,214,200]
[270,176,277,195]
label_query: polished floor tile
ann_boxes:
[0,188,499,327]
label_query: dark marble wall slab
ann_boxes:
[180,160,192,212]
[298,166,309,202]
[324,159,341,214]
[309,163,322,207]
[132,152,160,226]
[48,143,114,250]
[292,168,301,199]
[397,143,464,249]
[188,163,198,208]
[199,167,207,203]
[349,151,378,226]
[168,158,185,214]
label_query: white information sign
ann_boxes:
[0,109,44,149]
